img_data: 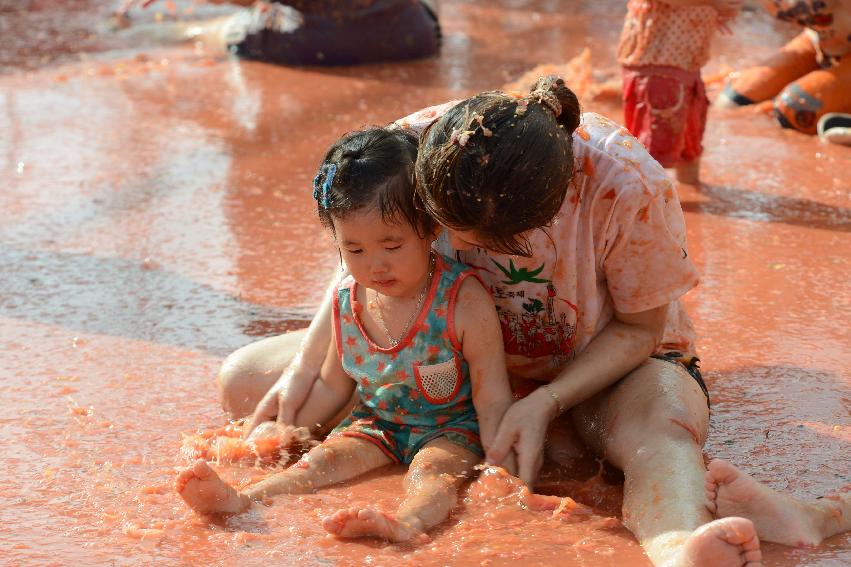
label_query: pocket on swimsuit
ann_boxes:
[414,355,462,404]
[645,75,685,117]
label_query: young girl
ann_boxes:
[176,126,515,543]
[618,0,743,185]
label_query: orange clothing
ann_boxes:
[617,0,719,72]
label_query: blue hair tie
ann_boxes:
[312,163,337,209]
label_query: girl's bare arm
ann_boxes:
[291,339,356,432]
[245,269,346,435]
[454,277,517,473]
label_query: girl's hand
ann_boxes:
[485,390,559,487]
[243,368,313,437]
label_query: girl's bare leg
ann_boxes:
[218,329,307,417]
[176,435,391,516]
[571,359,762,567]
[674,158,701,186]
[706,459,851,546]
[323,437,479,542]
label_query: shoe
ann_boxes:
[817,113,851,146]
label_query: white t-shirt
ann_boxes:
[398,106,699,381]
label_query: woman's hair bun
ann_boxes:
[530,75,581,134]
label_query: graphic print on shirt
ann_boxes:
[487,258,578,364]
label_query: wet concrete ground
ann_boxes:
[1,1,849,565]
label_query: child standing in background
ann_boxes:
[618,0,743,185]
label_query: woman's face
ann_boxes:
[444,227,534,257]
[444,228,487,252]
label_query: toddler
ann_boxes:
[176,126,515,543]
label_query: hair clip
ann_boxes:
[312,163,337,208]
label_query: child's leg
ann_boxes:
[176,435,392,516]
[706,459,851,546]
[674,74,708,186]
[323,437,479,542]
[674,158,701,186]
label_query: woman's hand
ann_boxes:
[485,389,559,487]
[243,382,281,438]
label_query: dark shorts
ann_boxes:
[651,351,709,408]
[229,1,440,66]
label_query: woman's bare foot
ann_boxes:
[705,459,825,546]
[679,517,763,567]
[322,507,427,543]
[175,459,250,516]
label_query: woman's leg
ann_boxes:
[323,437,479,542]
[706,459,851,546]
[218,329,308,417]
[176,435,392,516]
[570,358,761,567]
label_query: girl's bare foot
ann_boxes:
[322,507,428,543]
[679,517,763,567]
[175,459,250,516]
[705,459,825,546]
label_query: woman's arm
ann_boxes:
[487,303,668,486]
[244,268,346,435]
[533,304,667,415]
[455,277,517,473]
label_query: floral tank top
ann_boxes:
[332,254,480,429]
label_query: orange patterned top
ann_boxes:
[617,0,719,71]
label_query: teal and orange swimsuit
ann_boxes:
[330,254,483,464]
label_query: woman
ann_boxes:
[221,77,849,566]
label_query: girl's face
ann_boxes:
[333,208,435,298]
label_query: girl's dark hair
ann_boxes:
[414,75,580,256]
[314,127,435,236]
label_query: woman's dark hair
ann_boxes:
[414,75,580,256]
[314,127,435,237]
